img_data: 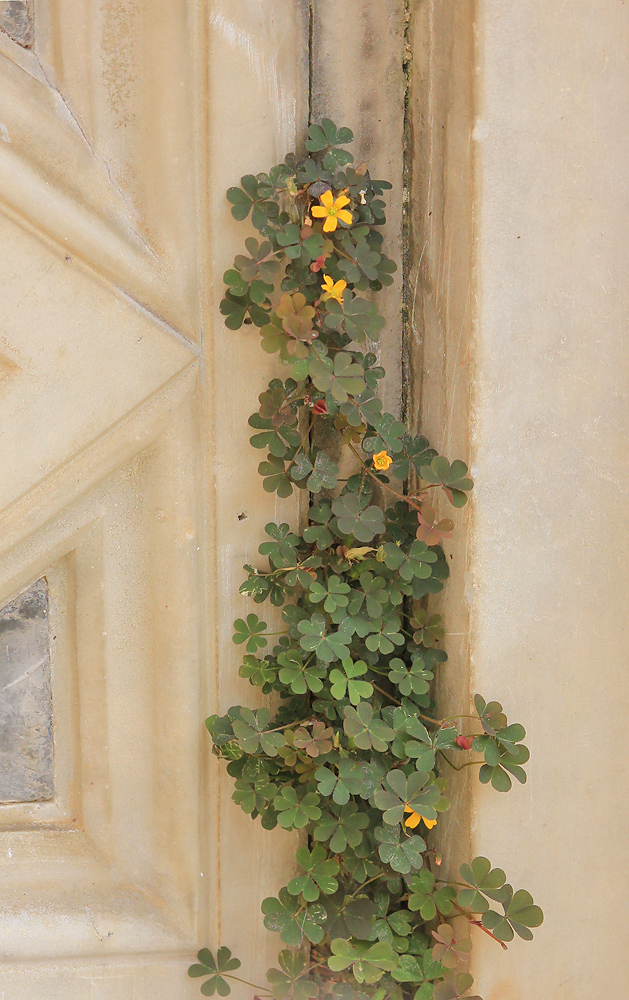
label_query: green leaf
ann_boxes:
[309,351,366,402]
[374,768,440,825]
[388,657,432,698]
[374,825,426,874]
[258,454,294,497]
[323,891,376,940]
[408,870,456,920]
[332,494,386,542]
[314,801,370,852]
[328,939,398,985]
[309,576,351,613]
[232,613,268,653]
[287,844,340,901]
[344,702,395,751]
[480,885,544,942]
[328,658,373,705]
[307,450,339,493]
[274,787,322,829]
[262,888,327,945]
[188,946,241,997]
[298,613,353,663]
[315,758,368,804]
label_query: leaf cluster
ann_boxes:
[192,122,541,1000]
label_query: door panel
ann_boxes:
[0,0,308,996]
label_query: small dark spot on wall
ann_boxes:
[237,511,248,521]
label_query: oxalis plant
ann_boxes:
[191,120,543,1000]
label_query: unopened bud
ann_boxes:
[456,735,473,750]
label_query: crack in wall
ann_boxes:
[402,0,413,426]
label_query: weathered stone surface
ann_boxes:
[0,2,33,48]
[410,1,629,996]
[312,0,405,419]
[0,579,53,802]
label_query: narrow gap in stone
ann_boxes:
[0,579,54,803]
[307,0,314,127]
[401,0,413,426]
[0,1,34,48]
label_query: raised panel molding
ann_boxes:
[0,210,196,515]
[0,0,202,336]
[0,388,203,958]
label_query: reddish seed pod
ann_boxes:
[312,399,328,415]
[456,734,473,750]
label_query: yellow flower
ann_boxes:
[372,450,393,471]
[404,804,437,830]
[321,274,347,303]
[311,190,353,232]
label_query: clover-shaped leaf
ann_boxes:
[309,351,366,403]
[189,947,241,997]
[374,768,440,826]
[287,844,340,901]
[231,706,286,756]
[297,613,352,663]
[309,575,351,612]
[314,801,370,853]
[431,924,472,971]
[473,694,508,735]
[273,787,322,829]
[407,870,456,920]
[267,950,318,1000]
[388,657,432,697]
[344,702,395,751]
[322,891,376,940]
[307,451,339,493]
[416,504,454,545]
[324,291,386,342]
[293,720,334,757]
[306,118,354,152]
[363,412,407,455]
[433,971,482,1000]
[328,939,398,985]
[382,540,438,581]
[277,650,325,695]
[374,825,426,874]
[481,885,544,942]
[364,617,405,654]
[410,609,445,647]
[458,856,507,913]
[420,457,474,507]
[232,613,268,653]
[329,658,373,705]
[262,888,327,945]
[332,494,386,542]
[315,759,368,804]
[258,454,294,497]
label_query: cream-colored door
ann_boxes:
[0,2,307,996]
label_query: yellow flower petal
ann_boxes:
[422,816,437,830]
[319,189,334,208]
[404,811,421,829]
[335,194,351,209]
[337,209,354,225]
[323,216,338,232]
[373,450,393,471]
[311,206,327,218]
[322,276,347,303]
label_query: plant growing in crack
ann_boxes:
[192,119,542,1000]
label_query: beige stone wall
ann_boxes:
[411,1,629,997]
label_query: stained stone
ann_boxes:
[0,1,34,48]
[0,579,53,802]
